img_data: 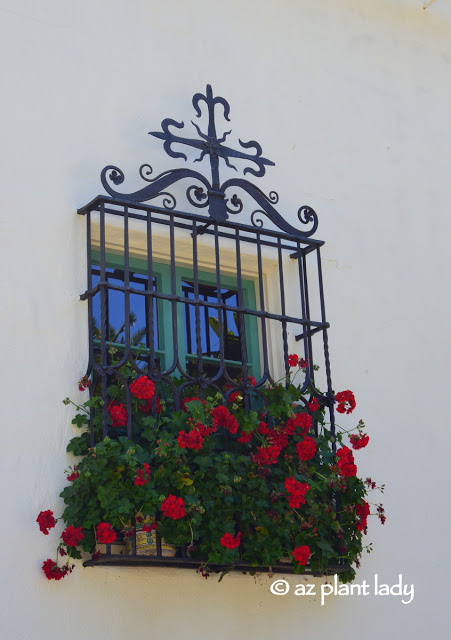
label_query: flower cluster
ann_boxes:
[107,401,128,428]
[336,446,357,477]
[134,462,151,486]
[177,419,215,450]
[220,532,241,549]
[61,525,84,547]
[335,390,356,414]
[307,397,320,413]
[285,412,312,436]
[350,433,369,450]
[130,376,155,400]
[37,510,56,535]
[292,545,311,566]
[355,501,370,533]
[296,436,316,461]
[161,495,185,520]
[42,559,74,581]
[211,405,239,435]
[284,476,310,508]
[96,522,117,544]
[288,354,309,369]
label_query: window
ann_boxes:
[79,84,332,441]
[74,87,354,577]
[90,250,260,386]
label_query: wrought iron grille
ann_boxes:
[78,86,341,573]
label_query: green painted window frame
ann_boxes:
[91,250,261,381]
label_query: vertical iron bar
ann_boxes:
[192,222,204,388]
[316,247,336,445]
[235,228,249,407]
[169,214,180,407]
[256,231,271,383]
[86,211,96,447]
[213,223,225,381]
[204,292,211,357]
[99,202,108,438]
[277,237,289,384]
[184,285,192,356]
[315,248,341,565]
[123,206,132,440]
[302,254,314,383]
[223,291,229,357]
[146,211,155,373]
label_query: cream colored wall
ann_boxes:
[1,1,450,638]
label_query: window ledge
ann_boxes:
[83,554,349,575]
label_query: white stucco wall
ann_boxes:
[1,0,450,638]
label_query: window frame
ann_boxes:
[90,248,261,384]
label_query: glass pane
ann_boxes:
[181,280,242,362]
[91,265,158,363]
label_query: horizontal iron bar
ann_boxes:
[295,324,330,341]
[83,554,350,575]
[77,195,325,248]
[81,281,325,327]
[89,204,301,253]
[290,244,320,259]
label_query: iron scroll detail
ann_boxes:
[100,85,319,238]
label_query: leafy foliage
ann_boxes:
[51,360,385,582]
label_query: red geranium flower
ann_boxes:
[285,412,312,436]
[237,430,253,443]
[142,522,157,533]
[288,354,299,367]
[307,397,320,413]
[161,495,185,520]
[211,405,239,434]
[296,436,317,461]
[66,469,79,481]
[350,433,369,450]
[37,510,56,535]
[96,522,117,544]
[335,390,356,414]
[42,559,70,581]
[134,463,151,485]
[220,532,241,549]
[129,376,155,400]
[336,446,358,477]
[355,500,370,533]
[177,428,204,451]
[284,477,310,508]
[61,525,84,547]
[292,545,311,566]
[107,401,128,428]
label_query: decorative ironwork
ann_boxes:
[100,85,318,238]
[78,87,341,571]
